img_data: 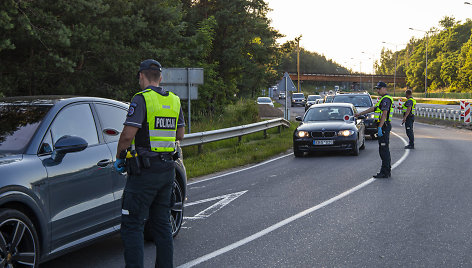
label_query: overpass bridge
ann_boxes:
[289,73,406,84]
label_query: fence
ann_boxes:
[180,118,291,152]
[393,107,462,121]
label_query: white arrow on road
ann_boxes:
[184,190,248,220]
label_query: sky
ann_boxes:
[266,0,472,73]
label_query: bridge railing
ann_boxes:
[180,118,291,151]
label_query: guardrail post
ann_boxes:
[198,144,203,154]
[278,126,281,133]
[238,136,242,144]
[264,129,267,138]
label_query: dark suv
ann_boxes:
[291,93,306,107]
[0,96,186,266]
[332,93,377,138]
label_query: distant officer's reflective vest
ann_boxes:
[374,94,394,122]
[133,89,180,152]
[402,97,416,115]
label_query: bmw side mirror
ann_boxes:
[52,135,88,162]
[295,116,302,121]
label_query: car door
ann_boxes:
[43,103,116,252]
[93,102,128,223]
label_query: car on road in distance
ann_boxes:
[291,92,306,107]
[257,96,274,107]
[324,94,335,103]
[305,95,322,111]
[293,103,365,157]
[278,92,285,99]
[0,96,187,265]
[332,92,377,139]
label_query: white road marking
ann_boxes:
[184,191,248,220]
[178,132,409,268]
[188,154,293,186]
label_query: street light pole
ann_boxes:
[362,51,374,91]
[295,35,302,93]
[381,42,405,97]
[409,28,435,97]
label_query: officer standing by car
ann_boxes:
[355,81,393,178]
[114,59,185,268]
[402,89,416,149]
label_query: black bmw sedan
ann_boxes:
[293,103,366,157]
[0,96,186,266]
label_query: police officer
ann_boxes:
[114,59,185,268]
[402,89,416,149]
[355,81,393,178]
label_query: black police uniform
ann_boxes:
[403,99,415,148]
[378,96,392,176]
[121,86,185,268]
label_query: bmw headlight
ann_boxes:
[338,130,354,136]
[296,130,309,138]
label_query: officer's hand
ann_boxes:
[114,158,125,173]
[401,119,406,125]
[354,113,359,118]
[377,127,383,137]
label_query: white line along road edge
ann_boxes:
[178,132,409,268]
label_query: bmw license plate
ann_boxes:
[314,140,334,145]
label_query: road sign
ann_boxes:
[160,68,204,133]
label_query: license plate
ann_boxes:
[314,140,334,145]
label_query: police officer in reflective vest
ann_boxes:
[401,89,416,149]
[114,59,185,268]
[355,81,393,178]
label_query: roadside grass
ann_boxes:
[182,122,297,179]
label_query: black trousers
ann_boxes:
[378,122,391,175]
[121,158,175,268]
[405,116,414,146]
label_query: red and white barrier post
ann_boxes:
[465,102,471,124]
[460,100,465,121]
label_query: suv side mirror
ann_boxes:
[357,115,365,120]
[295,116,302,121]
[52,135,88,162]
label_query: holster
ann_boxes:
[126,151,142,176]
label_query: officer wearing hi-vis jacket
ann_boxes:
[114,59,185,268]
[402,89,416,149]
[355,81,393,178]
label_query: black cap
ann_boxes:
[374,81,387,89]
[138,59,162,72]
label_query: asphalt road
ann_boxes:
[41,116,472,267]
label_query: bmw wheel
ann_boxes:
[360,135,366,150]
[0,209,39,268]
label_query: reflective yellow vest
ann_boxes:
[133,89,181,152]
[402,97,416,115]
[374,94,394,122]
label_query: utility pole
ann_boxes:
[295,35,302,93]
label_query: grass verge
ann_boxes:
[182,122,297,179]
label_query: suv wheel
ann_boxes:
[144,179,184,240]
[0,209,39,267]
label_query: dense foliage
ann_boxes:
[377,16,472,93]
[0,0,347,116]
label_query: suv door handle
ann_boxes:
[97,159,112,167]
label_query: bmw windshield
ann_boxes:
[304,106,353,122]
[333,95,372,107]
[0,103,51,155]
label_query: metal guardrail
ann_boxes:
[181,118,291,147]
[393,107,463,121]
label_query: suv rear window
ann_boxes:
[0,104,52,154]
[333,95,373,107]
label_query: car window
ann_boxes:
[333,95,372,107]
[95,104,127,143]
[50,104,99,147]
[257,97,271,103]
[304,106,352,121]
[292,93,304,98]
[0,105,51,154]
[307,95,321,101]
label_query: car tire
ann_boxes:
[294,149,304,157]
[144,179,184,241]
[360,136,366,150]
[0,209,40,267]
[351,141,360,156]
